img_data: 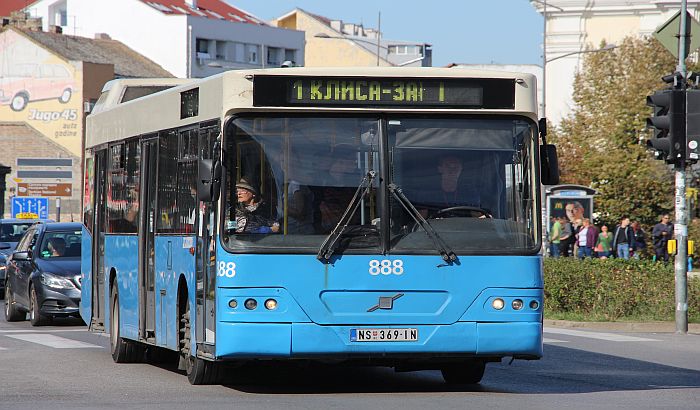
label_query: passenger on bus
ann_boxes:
[317,146,361,232]
[228,178,280,234]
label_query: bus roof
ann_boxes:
[85,67,538,149]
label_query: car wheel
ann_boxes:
[10,93,28,111]
[4,282,25,322]
[29,285,50,326]
[440,360,486,385]
[59,88,71,103]
[110,283,143,363]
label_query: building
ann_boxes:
[0,26,173,220]
[272,8,431,67]
[533,0,700,125]
[21,0,305,78]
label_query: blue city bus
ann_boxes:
[81,68,559,385]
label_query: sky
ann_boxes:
[227,0,544,68]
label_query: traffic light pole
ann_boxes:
[675,0,689,335]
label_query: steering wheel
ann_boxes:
[434,206,491,219]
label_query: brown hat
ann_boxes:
[236,178,258,196]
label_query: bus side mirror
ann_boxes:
[197,159,221,202]
[540,144,560,185]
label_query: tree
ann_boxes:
[550,36,695,227]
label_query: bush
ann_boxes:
[544,258,700,322]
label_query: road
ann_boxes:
[0,309,698,410]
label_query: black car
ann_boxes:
[0,218,53,299]
[4,222,82,325]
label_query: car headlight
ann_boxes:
[40,272,76,289]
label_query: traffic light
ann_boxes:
[646,89,685,164]
[686,88,700,163]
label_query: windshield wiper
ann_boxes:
[317,171,376,262]
[388,183,457,263]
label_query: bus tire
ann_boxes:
[110,283,143,363]
[180,301,221,385]
[440,360,486,385]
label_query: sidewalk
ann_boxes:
[544,319,700,334]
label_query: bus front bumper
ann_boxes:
[214,321,543,360]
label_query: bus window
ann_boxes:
[222,117,381,252]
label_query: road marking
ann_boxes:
[0,329,88,333]
[544,327,661,342]
[5,334,102,349]
[648,385,700,389]
[543,338,569,343]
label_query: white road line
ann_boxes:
[5,334,103,349]
[543,338,569,343]
[544,327,661,342]
[0,329,88,333]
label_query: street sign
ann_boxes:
[653,10,700,59]
[16,182,73,197]
[11,197,49,219]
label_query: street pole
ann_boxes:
[376,12,381,67]
[675,0,689,334]
[542,0,547,119]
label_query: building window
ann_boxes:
[216,41,226,60]
[267,47,280,66]
[235,43,245,63]
[388,45,422,55]
[247,44,259,64]
[284,49,296,64]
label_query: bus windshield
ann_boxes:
[222,116,537,255]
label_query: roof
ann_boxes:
[16,28,174,78]
[0,0,34,17]
[140,0,267,25]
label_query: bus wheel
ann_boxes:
[179,301,221,385]
[440,360,486,385]
[110,283,143,363]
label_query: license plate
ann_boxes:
[351,328,418,342]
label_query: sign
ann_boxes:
[653,10,700,59]
[253,76,515,109]
[16,182,72,197]
[11,197,49,219]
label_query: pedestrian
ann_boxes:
[612,216,635,260]
[575,218,597,259]
[595,225,613,258]
[652,214,673,262]
[549,217,562,258]
[631,220,647,259]
[558,217,574,257]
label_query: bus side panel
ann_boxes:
[79,225,93,327]
[104,235,140,341]
[155,235,196,350]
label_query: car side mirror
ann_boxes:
[540,144,560,185]
[13,251,31,261]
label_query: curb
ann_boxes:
[544,319,700,334]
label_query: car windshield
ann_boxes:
[38,231,82,259]
[222,115,538,255]
[0,223,34,242]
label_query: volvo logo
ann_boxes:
[367,293,404,312]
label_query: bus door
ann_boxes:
[195,125,218,349]
[139,138,158,341]
[91,148,107,329]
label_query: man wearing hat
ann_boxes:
[228,178,279,234]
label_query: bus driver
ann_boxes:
[227,178,280,234]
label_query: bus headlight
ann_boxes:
[228,299,238,309]
[512,299,524,310]
[244,298,257,310]
[492,298,505,310]
[264,299,278,310]
[529,300,539,310]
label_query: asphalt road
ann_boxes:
[0,308,698,410]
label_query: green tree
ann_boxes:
[550,36,694,227]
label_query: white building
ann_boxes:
[533,0,700,125]
[23,0,305,78]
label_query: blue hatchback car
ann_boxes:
[0,218,52,299]
[4,222,82,325]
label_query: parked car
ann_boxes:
[4,222,82,325]
[0,217,52,299]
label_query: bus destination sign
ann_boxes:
[253,76,515,109]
